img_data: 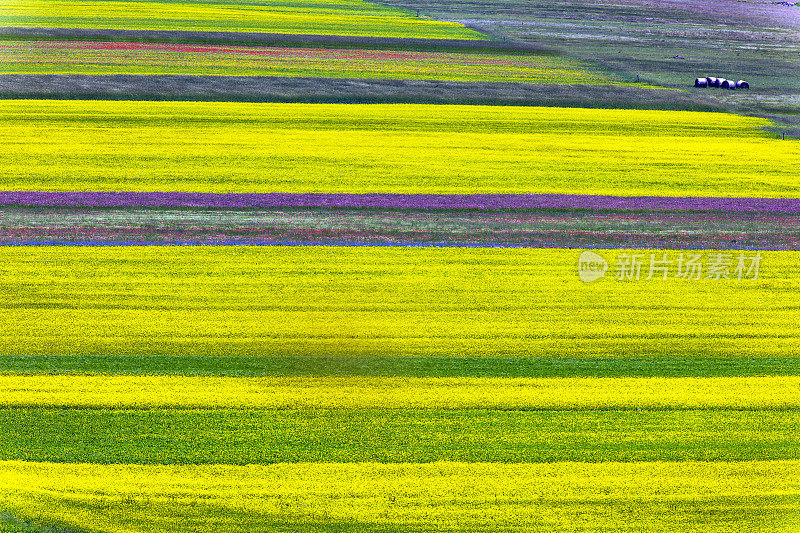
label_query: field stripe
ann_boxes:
[0,28,507,50]
[2,408,798,464]
[0,40,613,84]
[0,205,798,249]
[3,354,799,377]
[0,75,712,109]
[1,375,798,409]
[4,191,800,212]
[2,460,799,532]
[0,0,483,40]
[2,101,796,198]
[0,246,797,358]
[3,192,798,251]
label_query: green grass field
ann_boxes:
[381,0,800,90]
[3,354,800,377]
[0,0,482,39]
[3,408,799,464]
[1,100,796,197]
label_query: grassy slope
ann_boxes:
[381,0,800,89]
[0,0,482,40]
[381,0,800,134]
[1,100,796,197]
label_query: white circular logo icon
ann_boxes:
[578,251,608,283]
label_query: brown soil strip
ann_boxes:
[0,74,725,110]
[2,206,796,249]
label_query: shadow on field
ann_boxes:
[0,513,89,533]
[1,499,431,533]
[4,490,798,533]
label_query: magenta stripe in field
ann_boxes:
[3,192,800,212]
[0,192,796,249]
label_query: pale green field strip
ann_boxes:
[0,40,617,84]
[2,460,799,532]
[2,375,799,409]
[1,246,799,358]
[3,408,799,463]
[4,354,800,377]
[0,0,481,39]
[2,101,798,197]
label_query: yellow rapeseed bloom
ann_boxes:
[0,375,797,409]
[0,101,794,197]
[1,460,799,532]
[0,0,481,39]
[0,246,797,358]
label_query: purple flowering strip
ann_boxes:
[2,192,800,213]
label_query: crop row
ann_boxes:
[1,101,793,197]
[1,375,798,409]
[0,204,797,249]
[3,354,800,377]
[2,408,799,464]
[2,460,799,532]
[0,246,797,357]
[6,191,800,211]
[0,0,481,39]
[0,40,617,84]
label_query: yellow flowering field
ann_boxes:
[0,246,797,358]
[2,460,799,532]
[1,375,798,409]
[0,0,482,39]
[1,100,796,197]
[1,0,798,528]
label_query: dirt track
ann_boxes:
[0,74,725,110]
